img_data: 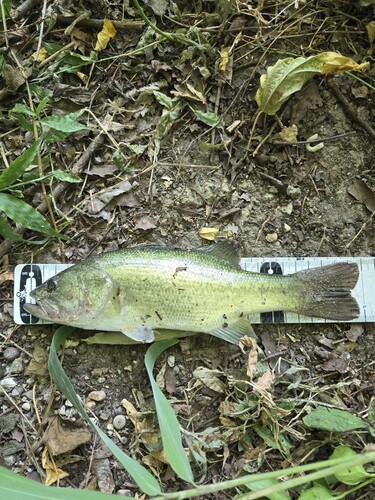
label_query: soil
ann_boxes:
[1,0,375,498]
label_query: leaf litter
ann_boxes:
[1,0,375,498]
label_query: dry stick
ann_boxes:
[33,0,48,62]
[0,134,105,261]
[13,0,39,20]
[56,16,144,31]
[327,78,375,141]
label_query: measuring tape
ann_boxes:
[13,257,374,326]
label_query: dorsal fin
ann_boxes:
[199,242,240,267]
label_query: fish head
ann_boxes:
[24,264,118,326]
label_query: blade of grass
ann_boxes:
[144,339,194,484]
[48,326,162,496]
[0,465,123,500]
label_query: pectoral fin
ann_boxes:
[121,325,155,343]
[209,318,256,345]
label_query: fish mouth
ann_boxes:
[23,298,60,320]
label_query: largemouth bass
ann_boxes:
[24,245,360,344]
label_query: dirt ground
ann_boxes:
[1,0,375,498]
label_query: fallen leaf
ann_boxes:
[279,124,298,143]
[219,48,230,73]
[134,215,157,230]
[348,178,375,213]
[42,416,91,455]
[199,226,219,241]
[193,367,226,393]
[24,342,48,377]
[95,19,117,51]
[256,52,369,115]
[240,336,258,380]
[346,324,364,342]
[253,369,275,391]
[42,447,69,486]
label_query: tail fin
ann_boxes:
[294,263,359,321]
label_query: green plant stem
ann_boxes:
[132,0,177,42]
[153,452,375,500]
[0,174,53,192]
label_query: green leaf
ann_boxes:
[0,465,125,499]
[41,111,89,133]
[246,478,291,500]
[0,216,23,241]
[192,109,223,128]
[303,407,369,432]
[145,340,195,484]
[0,193,61,238]
[0,137,42,190]
[35,96,50,117]
[153,90,175,110]
[48,326,162,496]
[256,53,369,115]
[330,445,373,485]
[298,483,335,499]
[11,103,36,117]
[51,170,82,183]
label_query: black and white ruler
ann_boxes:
[13,257,374,325]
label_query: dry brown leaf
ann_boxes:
[42,416,91,456]
[24,342,48,377]
[240,335,258,380]
[253,369,275,391]
[134,215,157,231]
[193,367,226,393]
[348,178,375,213]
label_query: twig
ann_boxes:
[56,16,144,31]
[327,79,375,141]
[33,0,48,62]
[12,0,39,19]
[344,209,375,250]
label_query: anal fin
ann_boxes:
[208,318,256,345]
[121,325,155,343]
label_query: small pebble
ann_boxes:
[9,358,23,374]
[113,415,126,430]
[0,377,17,391]
[88,390,106,402]
[4,455,16,467]
[21,402,31,412]
[3,347,20,361]
[266,232,278,243]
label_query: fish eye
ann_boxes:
[46,279,57,293]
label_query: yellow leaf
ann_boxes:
[42,447,69,486]
[33,47,48,62]
[198,226,219,241]
[219,48,229,72]
[318,52,370,74]
[95,19,117,51]
[77,72,89,84]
